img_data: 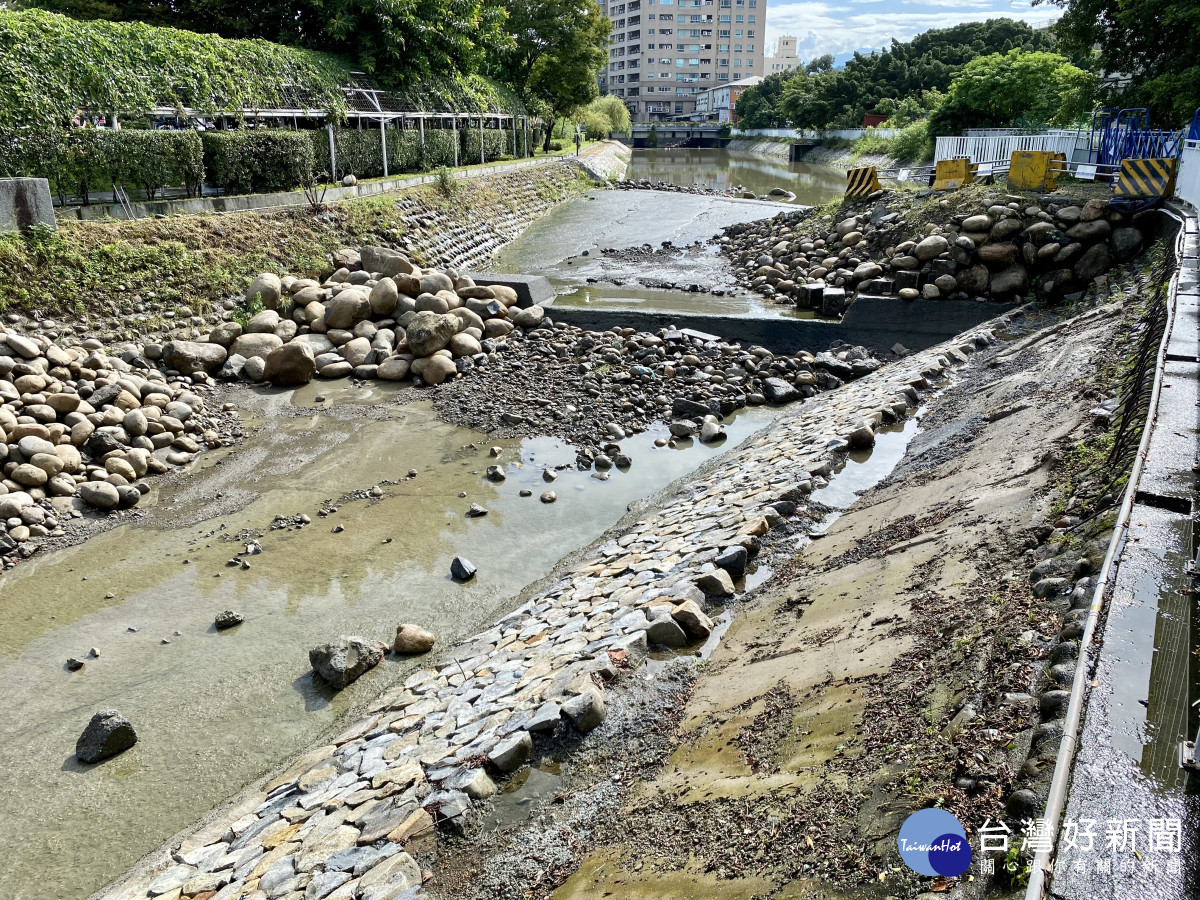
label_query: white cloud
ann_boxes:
[763,0,1062,61]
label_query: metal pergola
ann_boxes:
[100,71,534,178]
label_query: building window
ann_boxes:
[747,29,754,37]
[719,28,729,35]
[735,14,743,22]
[747,14,754,21]
[734,30,741,37]
[747,44,753,52]
[719,58,728,66]
[734,59,741,66]
[718,43,728,51]
[719,14,729,21]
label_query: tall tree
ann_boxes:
[928,49,1097,135]
[1036,0,1200,124]
[487,0,609,148]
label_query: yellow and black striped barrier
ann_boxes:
[1114,158,1178,198]
[845,166,881,198]
[932,158,976,191]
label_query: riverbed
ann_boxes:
[0,381,778,900]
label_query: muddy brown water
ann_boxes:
[0,382,778,900]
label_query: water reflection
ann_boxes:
[627,148,847,205]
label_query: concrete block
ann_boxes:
[470,273,556,308]
[0,178,55,232]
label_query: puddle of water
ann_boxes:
[289,379,411,408]
[626,149,848,205]
[817,411,924,510]
[0,398,778,900]
[481,764,566,831]
[550,282,822,321]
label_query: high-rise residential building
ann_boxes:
[765,35,801,73]
[599,0,765,122]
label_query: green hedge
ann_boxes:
[202,131,315,194]
[0,128,204,201]
[0,119,535,203]
[310,123,523,181]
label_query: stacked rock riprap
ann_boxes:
[721,192,1148,309]
[0,329,237,567]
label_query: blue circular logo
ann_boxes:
[898,809,972,877]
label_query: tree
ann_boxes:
[733,70,792,128]
[928,49,1097,135]
[486,0,609,147]
[735,18,1060,129]
[1037,0,1200,124]
[22,0,509,90]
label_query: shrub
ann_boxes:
[548,140,564,152]
[202,130,314,195]
[889,119,934,164]
[0,127,204,201]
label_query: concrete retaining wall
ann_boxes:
[547,297,1014,355]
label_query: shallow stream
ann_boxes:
[0,385,776,900]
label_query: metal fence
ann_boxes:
[935,132,1081,163]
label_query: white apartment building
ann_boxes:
[765,34,800,74]
[599,0,766,122]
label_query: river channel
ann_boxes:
[0,152,854,900]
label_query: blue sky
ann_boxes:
[764,0,1063,64]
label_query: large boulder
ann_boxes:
[323,289,372,330]
[1065,220,1111,243]
[393,624,436,654]
[513,306,546,330]
[308,636,385,689]
[360,246,413,277]
[208,321,243,348]
[377,356,411,380]
[989,265,1029,297]
[246,273,282,310]
[229,333,284,361]
[421,354,457,385]
[977,243,1017,265]
[1074,243,1112,280]
[406,312,459,357]
[369,277,399,316]
[245,309,281,334]
[162,340,227,375]
[761,377,799,404]
[76,710,137,763]
[956,263,990,295]
[1110,226,1143,261]
[419,271,455,295]
[914,235,950,262]
[264,342,317,386]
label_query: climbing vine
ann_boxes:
[0,9,350,128]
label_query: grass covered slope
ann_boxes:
[0,162,591,326]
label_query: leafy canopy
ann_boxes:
[488,0,610,129]
[1036,0,1200,124]
[735,19,1060,130]
[23,0,509,92]
[928,49,1097,135]
[0,8,350,128]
